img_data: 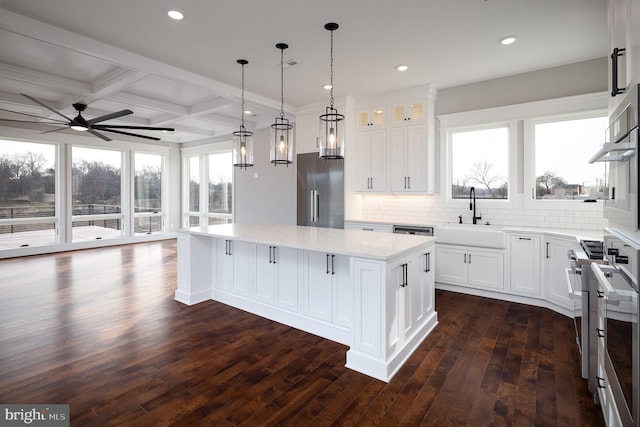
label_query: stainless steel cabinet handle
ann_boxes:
[226,240,232,256]
[326,254,330,274]
[424,252,431,272]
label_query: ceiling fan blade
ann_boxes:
[0,108,68,123]
[93,125,174,131]
[21,93,74,122]
[86,109,133,125]
[87,128,112,142]
[41,127,69,134]
[0,118,66,125]
[100,128,161,141]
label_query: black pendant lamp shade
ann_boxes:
[270,43,294,165]
[233,59,254,169]
[319,22,345,160]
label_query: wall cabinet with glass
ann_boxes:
[356,106,386,129]
[391,100,425,125]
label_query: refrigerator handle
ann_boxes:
[315,191,320,221]
[310,190,316,222]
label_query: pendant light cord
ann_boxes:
[280,47,285,119]
[240,62,246,128]
[329,29,335,109]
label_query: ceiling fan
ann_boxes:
[0,94,174,141]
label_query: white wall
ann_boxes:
[233,126,296,225]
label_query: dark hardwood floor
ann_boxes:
[0,240,604,426]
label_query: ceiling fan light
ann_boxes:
[167,10,184,20]
[70,124,88,131]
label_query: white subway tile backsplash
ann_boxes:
[356,194,606,230]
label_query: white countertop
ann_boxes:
[182,223,435,260]
[345,219,603,241]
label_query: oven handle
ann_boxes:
[564,268,582,300]
[591,264,622,305]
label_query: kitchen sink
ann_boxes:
[434,224,505,248]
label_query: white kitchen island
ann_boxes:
[175,223,438,382]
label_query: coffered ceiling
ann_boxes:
[0,0,607,144]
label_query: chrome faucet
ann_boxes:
[470,186,482,225]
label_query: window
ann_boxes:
[186,155,200,227]
[134,152,163,235]
[531,114,607,200]
[71,146,123,241]
[182,144,233,228]
[207,152,232,224]
[449,126,510,200]
[0,140,57,249]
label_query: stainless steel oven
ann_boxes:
[590,84,639,242]
[592,229,640,427]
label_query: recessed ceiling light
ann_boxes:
[396,64,409,71]
[498,35,517,45]
[168,10,184,20]
[244,110,252,115]
[323,84,333,90]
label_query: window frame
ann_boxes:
[440,120,518,209]
[523,108,608,211]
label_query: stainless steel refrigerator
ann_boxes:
[296,152,344,229]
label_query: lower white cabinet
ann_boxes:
[255,244,299,312]
[387,249,434,355]
[302,251,352,328]
[214,238,254,296]
[435,245,504,291]
[543,236,574,311]
[509,234,542,296]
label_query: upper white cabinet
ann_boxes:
[355,128,387,192]
[357,106,386,129]
[389,125,427,192]
[352,86,435,194]
[391,100,425,125]
[295,112,320,154]
[608,0,640,109]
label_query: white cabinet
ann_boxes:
[255,244,299,312]
[435,245,504,291]
[509,234,542,296]
[608,0,640,110]
[214,238,254,296]
[355,128,387,192]
[389,124,426,192]
[543,236,573,311]
[295,112,319,154]
[357,105,386,129]
[387,249,434,355]
[391,100,425,125]
[302,250,351,328]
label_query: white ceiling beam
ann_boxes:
[0,64,89,99]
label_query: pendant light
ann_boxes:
[319,22,345,159]
[270,43,294,165]
[233,59,254,169]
